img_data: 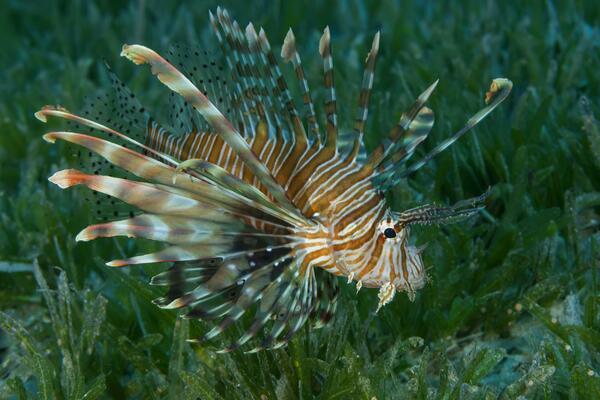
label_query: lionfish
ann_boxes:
[37,8,511,352]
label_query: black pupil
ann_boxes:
[383,228,397,238]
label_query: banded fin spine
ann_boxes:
[164,44,236,136]
[257,27,309,146]
[371,107,435,188]
[350,31,380,160]
[245,22,283,137]
[318,26,337,149]
[281,28,320,142]
[367,78,512,189]
[210,8,256,136]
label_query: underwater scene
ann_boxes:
[0,0,598,398]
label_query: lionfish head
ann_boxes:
[377,215,427,300]
[347,189,494,313]
[343,76,512,311]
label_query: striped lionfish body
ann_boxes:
[38,8,512,352]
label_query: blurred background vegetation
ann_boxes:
[1,0,599,398]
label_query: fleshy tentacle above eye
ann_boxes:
[393,189,490,228]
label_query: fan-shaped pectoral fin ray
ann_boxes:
[175,158,308,226]
[262,268,316,350]
[203,261,290,351]
[76,214,289,245]
[36,106,178,166]
[106,244,227,268]
[242,266,316,353]
[310,269,339,329]
[107,240,293,268]
[77,214,215,244]
[215,262,303,352]
[120,44,308,223]
[177,255,289,350]
[151,246,292,309]
[43,131,184,184]
[44,133,301,228]
[48,169,226,218]
[43,132,231,208]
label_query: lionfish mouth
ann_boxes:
[39,6,511,352]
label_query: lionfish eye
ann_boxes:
[383,227,397,239]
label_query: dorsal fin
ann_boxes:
[245,23,284,138]
[366,79,439,169]
[256,26,309,146]
[397,78,513,179]
[212,8,259,137]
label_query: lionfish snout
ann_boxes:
[369,218,427,311]
[395,243,427,296]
